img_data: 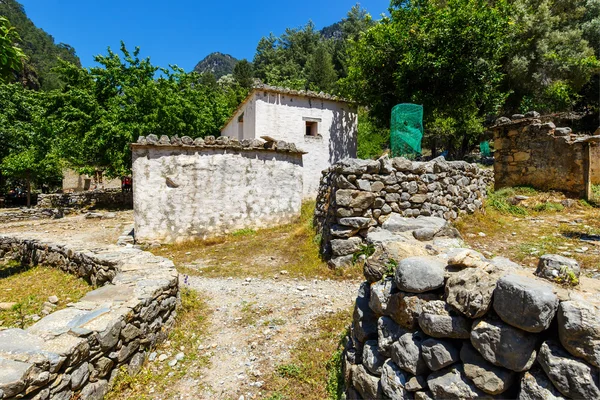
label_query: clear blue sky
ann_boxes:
[19,0,390,71]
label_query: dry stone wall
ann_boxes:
[0,234,178,400]
[37,190,132,210]
[342,220,600,400]
[314,157,493,268]
[131,134,304,244]
[491,117,600,198]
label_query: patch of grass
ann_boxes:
[0,265,91,328]
[151,201,363,281]
[238,301,273,326]
[106,288,211,400]
[532,202,564,212]
[486,189,528,216]
[232,228,256,237]
[262,308,352,400]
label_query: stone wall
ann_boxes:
[37,190,132,210]
[132,134,304,244]
[491,117,600,198]
[0,234,178,400]
[0,208,68,224]
[314,157,493,268]
[591,144,600,185]
[342,219,600,400]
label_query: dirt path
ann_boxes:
[179,275,358,399]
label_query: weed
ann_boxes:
[555,266,580,286]
[352,243,375,264]
[486,189,528,216]
[532,202,564,212]
[384,259,398,278]
[276,363,302,378]
[232,228,256,237]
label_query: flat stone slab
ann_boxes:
[0,357,33,398]
[80,284,134,303]
[382,214,447,233]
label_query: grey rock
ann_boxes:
[193,137,205,146]
[394,257,445,293]
[391,157,414,172]
[0,358,31,398]
[364,246,391,283]
[391,331,429,375]
[339,217,371,230]
[537,340,600,399]
[345,335,364,365]
[117,339,140,363]
[204,135,216,144]
[352,364,383,400]
[363,340,386,376]
[418,300,471,339]
[495,117,512,125]
[330,224,358,239]
[121,323,141,342]
[158,135,170,145]
[336,189,376,210]
[405,375,427,392]
[380,359,410,399]
[382,214,447,234]
[445,268,496,318]
[414,391,433,400]
[356,179,372,191]
[387,291,438,330]
[377,316,406,357]
[48,295,59,304]
[461,342,515,395]
[518,366,566,400]
[554,127,572,136]
[331,237,363,257]
[427,364,488,399]
[336,174,357,189]
[79,380,108,400]
[535,254,580,284]
[128,351,145,375]
[369,278,394,315]
[328,255,354,269]
[512,114,526,120]
[146,134,158,144]
[339,158,380,175]
[558,300,600,367]
[446,248,488,269]
[94,357,113,378]
[353,282,379,342]
[180,135,193,145]
[421,338,459,371]
[70,361,89,390]
[98,319,122,351]
[493,274,559,332]
[412,228,437,242]
[471,318,537,372]
[524,111,540,118]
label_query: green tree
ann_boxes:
[0,16,26,83]
[342,0,513,158]
[233,59,254,89]
[305,42,337,92]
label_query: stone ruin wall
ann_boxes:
[131,134,305,244]
[492,117,600,197]
[314,157,493,268]
[37,190,133,210]
[0,235,178,400]
[343,238,600,399]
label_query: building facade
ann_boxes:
[221,84,358,198]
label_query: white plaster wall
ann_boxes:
[253,92,357,199]
[132,147,303,243]
[220,94,256,140]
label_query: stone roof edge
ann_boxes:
[131,135,308,155]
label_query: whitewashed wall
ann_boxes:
[221,96,256,140]
[132,145,303,243]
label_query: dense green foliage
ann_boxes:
[0,17,26,83]
[0,0,80,90]
[193,52,239,79]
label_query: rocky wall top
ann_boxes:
[0,234,179,400]
[132,134,307,154]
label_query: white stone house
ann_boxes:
[220,84,358,198]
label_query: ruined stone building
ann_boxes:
[220,84,358,198]
[62,168,121,192]
[491,117,600,199]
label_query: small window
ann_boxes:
[305,121,318,136]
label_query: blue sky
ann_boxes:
[19,0,390,71]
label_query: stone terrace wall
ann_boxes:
[0,234,178,400]
[0,208,67,224]
[37,190,133,210]
[132,134,304,244]
[314,157,493,267]
[591,144,600,185]
[342,222,600,399]
[492,118,600,197]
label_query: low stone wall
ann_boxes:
[37,190,133,210]
[314,157,493,267]
[342,221,600,400]
[0,208,68,224]
[132,134,304,243]
[491,117,600,197]
[0,234,178,400]
[591,144,600,185]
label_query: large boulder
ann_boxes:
[391,331,430,375]
[427,364,488,399]
[445,268,496,318]
[557,300,600,367]
[518,366,566,400]
[493,274,558,333]
[395,257,445,293]
[377,316,406,358]
[461,342,515,395]
[537,340,600,399]
[380,359,410,400]
[386,291,439,330]
[471,318,537,372]
[535,254,580,284]
[418,300,471,339]
[421,338,459,371]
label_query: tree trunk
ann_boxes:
[26,170,31,208]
